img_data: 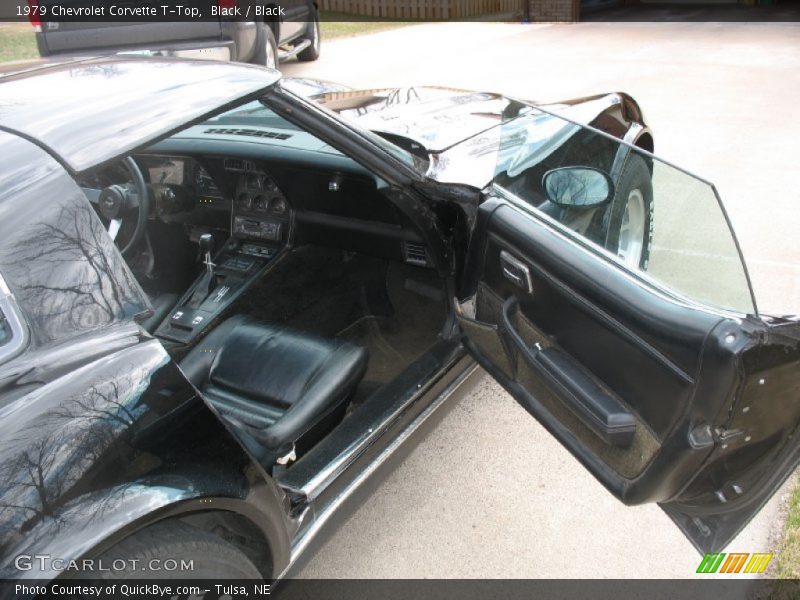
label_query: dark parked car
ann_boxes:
[0,57,798,581]
[30,0,321,68]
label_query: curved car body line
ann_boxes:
[0,274,29,364]
[309,85,649,163]
[289,342,470,503]
[280,77,352,98]
[306,85,506,152]
[317,87,650,190]
[0,325,292,579]
[3,55,788,569]
[0,63,657,582]
[6,482,290,580]
[610,121,653,185]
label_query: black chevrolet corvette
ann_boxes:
[0,57,797,581]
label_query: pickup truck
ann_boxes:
[31,0,321,68]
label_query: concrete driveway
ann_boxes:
[282,21,800,578]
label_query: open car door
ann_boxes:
[456,104,800,553]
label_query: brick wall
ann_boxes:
[528,0,579,21]
[318,0,522,20]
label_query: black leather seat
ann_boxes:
[180,315,368,461]
[140,291,180,333]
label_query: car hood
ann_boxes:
[309,86,514,154]
[0,57,280,173]
[308,86,642,188]
[281,76,352,98]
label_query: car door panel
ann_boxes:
[476,200,721,432]
[500,300,639,448]
[663,321,800,550]
[461,198,721,476]
[458,193,800,552]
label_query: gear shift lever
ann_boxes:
[199,233,215,276]
[186,233,217,309]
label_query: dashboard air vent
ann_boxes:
[404,242,429,267]
[205,128,292,141]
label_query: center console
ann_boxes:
[154,161,291,344]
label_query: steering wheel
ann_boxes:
[81,156,150,257]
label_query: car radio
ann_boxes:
[233,215,282,241]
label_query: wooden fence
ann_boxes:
[317,0,522,19]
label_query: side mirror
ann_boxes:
[542,167,614,208]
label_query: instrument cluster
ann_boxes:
[234,170,289,217]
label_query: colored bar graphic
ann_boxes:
[697,553,726,574]
[696,552,773,574]
[744,553,773,574]
[720,553,748,573]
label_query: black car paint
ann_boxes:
[0,332,290,580]
[0,132,293,578]
[459,192,800,553]
[664,318,800,550]
[308,85,652,190]
[279,348,481,578]
[0,58,281,174]
[0,63,474,580]
[0,69,523,578]
[307,86,653,262]
[260,86,456,280]
[0,133,150,346]
[0,57,796,579]
[260,85,652,285]
[0,65,676,572]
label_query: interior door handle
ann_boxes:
[500,296,636,448]
[503,267,525,287]
[500,250,532,293]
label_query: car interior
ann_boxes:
[84,100,453,471]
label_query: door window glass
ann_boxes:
[492,107,756,315]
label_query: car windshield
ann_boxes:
[491,105,757,316]
[201,100,305,132]
[201,100,422,170]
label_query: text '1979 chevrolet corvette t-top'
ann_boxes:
[0,57,797,581]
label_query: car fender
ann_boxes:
[5,473,291,580]
[0,334,291,579]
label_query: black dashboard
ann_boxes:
[136,154,294,344]
[135,151,427,266]
[135,150,429,345]
[138,154,291,245]
[118,100,433,345]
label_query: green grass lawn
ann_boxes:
[766,474,800,600]
[0,24,38,63]
[320,13,413,39]
[774,478,800,578]
[0,16,412,64]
